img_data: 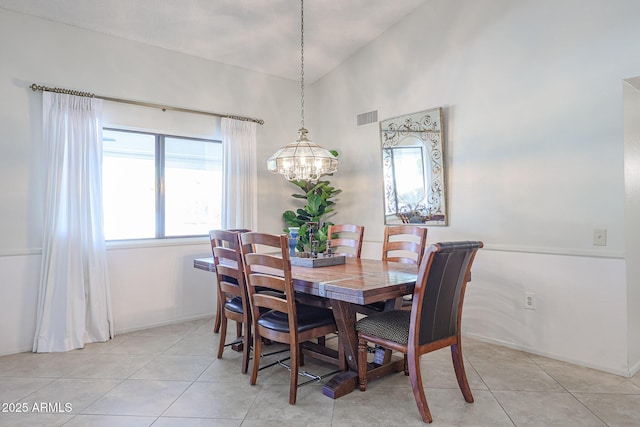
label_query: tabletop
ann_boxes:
[193,256,418,304]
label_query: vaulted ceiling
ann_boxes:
[0,0,427,82]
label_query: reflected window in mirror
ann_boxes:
[381,108,447,225]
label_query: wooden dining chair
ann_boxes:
[209,229,253,373]
[239,232,339,404]
[359,225,428,314]
[382,224,428,265]
[327,224,365,258]
[356,241,483,423]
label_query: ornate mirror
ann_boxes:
[380,108,447,225]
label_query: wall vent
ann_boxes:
[357,110,378,127]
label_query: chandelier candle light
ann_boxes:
[267,0,338,182]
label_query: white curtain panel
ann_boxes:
[221,118,258,230]
[33,92,114,353]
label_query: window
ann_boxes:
[102,128,222,240]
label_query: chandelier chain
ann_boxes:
[300,0,305,128]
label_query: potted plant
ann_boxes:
[282,179,341,253]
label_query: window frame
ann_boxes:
[103,127,222,241]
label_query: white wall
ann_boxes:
[308,0,640,375]
[624,77,640,372]
[0,8,298,355]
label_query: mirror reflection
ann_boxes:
[380,108,447,225]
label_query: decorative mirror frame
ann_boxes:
[380,107,447,225]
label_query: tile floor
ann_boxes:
[1,317,640,426]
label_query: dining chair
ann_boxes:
[360,225,428,315]
[239,232,339,404]
[327,224,365,258]
[382,224,428,265]
[209,229,252,373]
[356,241,483,423]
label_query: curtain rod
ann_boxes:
[30,83,265,125]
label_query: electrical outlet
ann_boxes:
[524,292,536,310]
[593,229,607,246]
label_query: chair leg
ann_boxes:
[250,330,262,386]
[403,354,409,376]
[213,299,222,333]
[407,348,433,423]
[236,321,243,338]
[357,338,368,391]
[451,343,474,403]
[241,321,251,374]
[217,311,228,359]
[289,342,299,404]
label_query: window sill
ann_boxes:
[106,236,209,251]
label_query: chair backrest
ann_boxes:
[239,232,297,331]
[209,229,251,305]
[327,224,365,258]
[382,225,428,265]
[410,241,483,347]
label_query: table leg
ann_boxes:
[322,298,406,399]
[322,299,358,399]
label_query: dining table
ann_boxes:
[193,255,418,399]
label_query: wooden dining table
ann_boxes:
[193,256,418,399]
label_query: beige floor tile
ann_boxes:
[5,316,640,426]
[575,393,640,426]
[19,378,121,413]
[197,355,250,382]
[163,380,260,419]
[66,354,153,379]
[541,363,640,394]
[241,420,331,427]
[105,335,183,355]
[77,335,132,354]
[63,414,156,426]
[244,383,335,421]
[421,359,487,390]
[331,384,429,426]
[129,355,213,381]
[0,377,53,402]
[493,390,606,426]
[464,340,535,365]
[0,412,74,427]
[333,386,512,426]
[163,334,218,356]
[472,361,564,392]
[0,352,33,375]
[125,318,209,338]
[154,417,241,427]
[81,379,190,416]
[631,369,640,387]
[0,352,96,378]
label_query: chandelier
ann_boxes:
[267,0,338,182]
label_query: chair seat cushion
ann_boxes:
[224,296,244,314]
[258,304,336,333]
[356,310,410,345]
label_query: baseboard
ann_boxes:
[463,332,631,378]
[628,358,640,377]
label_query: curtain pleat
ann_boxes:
[221,118,258,230]
[33,92,113,352]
